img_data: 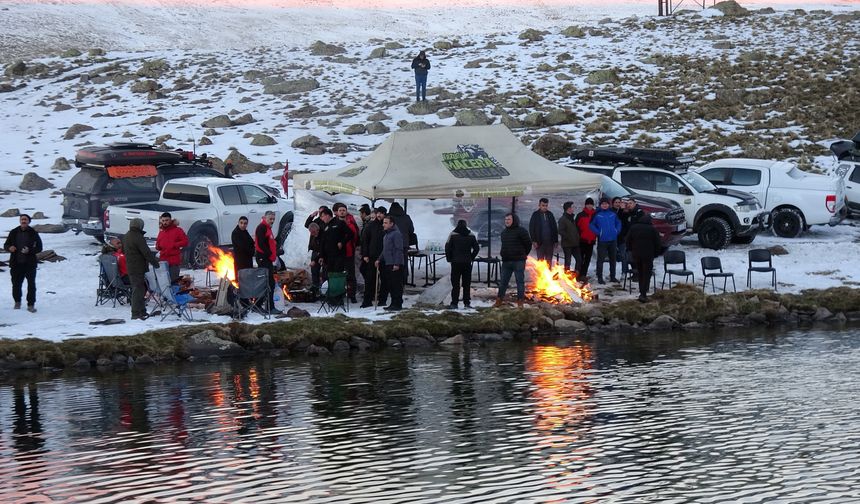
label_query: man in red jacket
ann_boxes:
[574,198,597,283]
[255,211,279,313]
[156,212,189,282]
[333,202,359,304]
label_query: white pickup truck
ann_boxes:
[695,159,846,238]
[104,177,294,268]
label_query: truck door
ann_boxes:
[216,184,247,233]
[618,169,697,226]
[240,184,280,222]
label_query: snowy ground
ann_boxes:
[0,1,858,341]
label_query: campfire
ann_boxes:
[207,245,237,287]
[526,257,593,304]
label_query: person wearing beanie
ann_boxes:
[360,206,388,308]
[557,201,581,274]
[575,197,597,282]
[589,197,622,284]
[444,219,480,309]
[528,197,558,267]
[123,217,160,320]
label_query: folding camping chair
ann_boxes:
[318,271,349,314]
[235,267,272,320]
[153,261,193,321]
[95,254,130,307]
[144,269,164,314]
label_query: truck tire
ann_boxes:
[188,229,216,269]
[697,216,732,250]
[772,208,804,238]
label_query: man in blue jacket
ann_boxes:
[589,197,622,284]
[375,216,406,311]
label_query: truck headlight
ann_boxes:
[650,211,667,220]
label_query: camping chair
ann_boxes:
[319,271,349,314]
[747,249,777,290]
[621,258,657,294]
[153,261,193,321]
[661,250,695,289]
[96,254,130,307]
[701,256,736,293]
[144,270,164,313]
[235,267,272,319]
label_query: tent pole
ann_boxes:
[512,196,517,213]
[404,199,407,213]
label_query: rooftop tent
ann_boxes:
[293,124,604,199]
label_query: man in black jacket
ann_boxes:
[528,197,558,267]
[625,213,662,303]
[388,202,414,283]
[231,216,255,280]
[445,219,480,309]
[319,207,348,275]
[496,213,531,308]
[123,217,160,320]
[360,206,388,308]
[4,214,43,312]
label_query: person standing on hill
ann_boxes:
[557,201,581,274]
[445,219,480,310]
[123,218,160,320]
[626,213,662,303]
[411,50,430,102]
[4,214,43,313]
[575,198,597,282]
[155,212,188,283]
[589,197,622,284]
[529,197,558,267]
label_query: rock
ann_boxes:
[344,123,367,135]
[250,134,277,146]
[531,134,571,160]
[309,41,346,56]
[585,69,620,85]
[305,344,331,356]
[399,121,434,132]
[202,114,233,128]
[137,58,169,78]
[545,109,575,126]
[833,312,847,324]
[745,312,768,325]
[501,113,524,129]
[367,111,390,121]
[478,333,503,342]
[523,112,544,127]
[140,115,166,126]
[72,358,91,369]
[369,47,386,59]
[4,61,27,77]
[199,136,213,146]
[561,25,586,37]
[20,172,54,191]
[440,334,464,345]
[402,336,433,348]
[407,100,442,115]
[225,150,267,174]
[555,319,587,332]
[154,134,172,145]
[264,78,320,95]
[757,7,776,14]
[455,109,492,126]
[332,340,351,353]
[232,113,255,125]
[543,307,564,320]
[291,134,323,149]
[136,355,155,365]
[350,335,374,351]
[130,79,158,94]
[96,357,112,367]
[1,208,19,217]
[287,306,311,318]
[61,48,83,58]
[88,48,106,57]
[813,307,833,321]
[31,224,67,234]
[433,41,453,50]
[713,41,735,50]
[111,353,128,366]
[713,0,750,16]
[366,121,390,135]
[63,123,95,140]
[519,28,545,42]
[185,329,247,358]
[647,314,679,331]
[768,245,789,256]
[31,211,46,219]
[384,41,405,49]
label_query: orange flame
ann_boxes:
[207,245,238,287]
[526,257,593,303]
[281,284,292,302]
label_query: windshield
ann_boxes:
[600,176,633,198]
[681,172,717,192]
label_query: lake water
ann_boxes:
[1,328,859,502]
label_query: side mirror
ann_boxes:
[679,186,692,196]
[268,195,277,204]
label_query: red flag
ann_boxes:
[280,160,289,195]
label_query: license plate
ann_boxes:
[677,224,686,232]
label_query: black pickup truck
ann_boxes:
[61,143,226,241]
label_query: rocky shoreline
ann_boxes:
[2,285,859,374]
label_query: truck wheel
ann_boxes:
[697,216,732,250]
[188,231,216,269]
[772,208,804,238]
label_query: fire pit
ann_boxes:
[526,257,593,304]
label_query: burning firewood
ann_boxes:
[526,257,592,304]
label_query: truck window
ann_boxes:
[699,168,727,185]
[218,185,243,206]
[850,166,860,184]
[619,171,654,191]
[653,173,683,194]
[241,185,271,205]
[730,168,761,186]
[162,183,211,203]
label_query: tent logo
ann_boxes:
[338,165,368,178]
[442,145,510,180]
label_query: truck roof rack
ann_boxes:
[829,132,860,162]
[74,144,203,169]
[571,146,695,170]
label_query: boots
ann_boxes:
[494,298,504,308]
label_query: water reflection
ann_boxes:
[1,328,859,502]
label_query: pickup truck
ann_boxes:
[570,147,768,249]
[104,177,294,268]
[695,159,846,238]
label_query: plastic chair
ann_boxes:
[747,249,776,290]
[472,256,500,287]
[622,258,657,294]
[153,261,193,321]
[96,254,130,307]
[235,267,272,319]
[661,250,695,289]
[319,271,349,314]
[701,256,736,293]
